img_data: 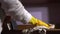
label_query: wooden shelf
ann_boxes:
[17,25,35,30]
[17,25,60,31]
[47,29,60,31]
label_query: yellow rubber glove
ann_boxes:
[29,16,50,29]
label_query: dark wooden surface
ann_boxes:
[17,25,36,30]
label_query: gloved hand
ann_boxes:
[29,16,49,28]
[29,16,55,29]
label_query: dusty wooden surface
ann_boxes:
[17,25,60,31]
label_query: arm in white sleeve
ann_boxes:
[1,0,51,29]
[1,0,32,24]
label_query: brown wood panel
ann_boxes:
[17,25,35,30]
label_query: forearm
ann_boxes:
[1,0,32,24]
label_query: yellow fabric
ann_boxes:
[29,16,50,28]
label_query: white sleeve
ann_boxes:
[1,0,32,24]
